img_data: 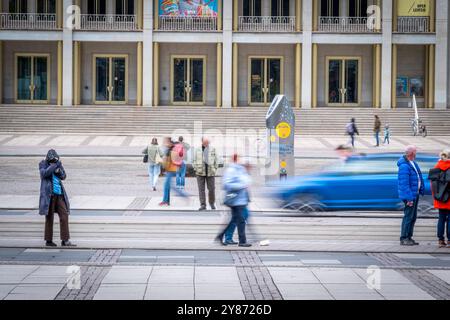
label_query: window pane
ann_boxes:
[190,59,204,102]
[95,57,109,102]
[17,56,32,101]
[112,58,126,102]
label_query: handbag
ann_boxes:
[143,154,148,163]
[223,191,238,208]
[155,151,164,165]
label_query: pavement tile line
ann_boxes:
[398,270,450,300]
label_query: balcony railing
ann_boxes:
[318,16,379,33]
[158,16,217,31]
[79,14,138,31]
[397,16,430,33]
[0,13,58,30]
[238,16,296,32]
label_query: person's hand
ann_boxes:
[407,201,414,207]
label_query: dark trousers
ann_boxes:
[45,195,70,242]
[400,196,419,241]
[221,206,247,244]
[437,209,450,241]
[197,176,215,207]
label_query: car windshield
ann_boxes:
[324,157,437,175]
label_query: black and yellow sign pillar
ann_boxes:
[265,95,295,181]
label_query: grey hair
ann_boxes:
[440,150,450,160]
[405,145,417,156]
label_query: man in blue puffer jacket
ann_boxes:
[397,145,425,246]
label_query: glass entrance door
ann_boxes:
[249,57,283,106]
[94,55,128,104]
[171,56,206,105]
[16,54,49,103]
[326,57,361,106]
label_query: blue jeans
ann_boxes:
[148,163,161,188]
[384,135,390,144]
[176,161,186,188]
[437,210,450,241]
[374,131,380,146]
[224,206,249,242]
[221,206,247,244]
[349,134,355,147]
[162,171,176,204]
[400,196,419,241]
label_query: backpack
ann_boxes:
[171,143,184,166]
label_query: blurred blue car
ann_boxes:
[271,153,438,213]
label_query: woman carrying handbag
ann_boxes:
[143,138,164,191]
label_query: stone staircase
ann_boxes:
[0,105,449,136]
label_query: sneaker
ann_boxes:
[61,240,76,247]
[159,202,169,206]
[214,234,225,245]
[45,241,57,247]
[409,239,420,245]
[223,240,238,245]
[199,206,207,211]
[400,239,414,246]
[438,240,447,248]
[210,204,216,210]
[238,243,252,247]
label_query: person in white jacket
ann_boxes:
[216,154,252,247]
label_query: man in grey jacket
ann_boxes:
[193,137,219,211]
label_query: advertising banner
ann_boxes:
[159,0,218,17]
[398,0,430,16]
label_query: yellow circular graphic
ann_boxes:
[280,161,287,168]
[276,122,291,139]
[270,135,276,142]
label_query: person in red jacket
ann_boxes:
[433,150,450,248]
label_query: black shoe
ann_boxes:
[223,240,238,245]
[45,241,57,247]
[400,239,414,246]
[153,187,156,191]
[210,205,216,210]
[410,239,420,245]
[199,206,207,211]
[214,234,224,244]
[61,240,76,247]
[238,243,252,247]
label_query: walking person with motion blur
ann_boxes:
[428,150,450,248]
[346,118,359,148]
[383,124,391,145]
[374,115,381,147]
[39,149,75,247]
[397,145,425,246]
[216,154,252,247]
[159,137,185,206]
[176,136,190,190]
[143,138,164,191]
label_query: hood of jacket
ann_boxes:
[46,149,60,163]
[435,160,450,171]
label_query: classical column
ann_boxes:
[73,41,81,105]
[391,44,397,108]
[434,0,448,109]
[339,0,347,17]
[302,0,313,108]
[232,43,238,108]
[63,0,73,106]
[373,44,381,108]
[295,43,302,108]
[137,0,143,30]
[153,42,159,107]
[56,0,63,29]
[137,41,143,106]
[427,44,435,108]
[222,0,233,108]
[142,0,154,106]
[312,43,318,108]
[154,0,159,30]
[392,0,398,32]
[216,43,223,108]
[233,0,238,31]
[312,0,318,31]
[429,0,435,33]
[381,0,393,109]
[57,41,63,106]
[217,0,223,31]
[295,0,302,32]
[0,41,2,104]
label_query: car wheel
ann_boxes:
[283,195,324,213]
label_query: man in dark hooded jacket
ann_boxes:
[39,149,75,247]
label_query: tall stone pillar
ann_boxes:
[434,0,448,109]
[142,0,153,106]
[222,0,233,108]
[62,0,74,106]
[381,0,393,109]
[301,0,313,109]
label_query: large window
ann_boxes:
[87,0,106,15]
[349,0,368,17]
[116,0,135,15]
[271,0,290,16]
[9,0,27,13]
[320,0,339,17]
[243,0,262,17]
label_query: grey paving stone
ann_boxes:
[0,284,16,300]
[324,283,385,300]
[102,266,152,284]
[276,284,333,300]
[145,284,194,300]
[376,284,435,300]
[311,268,365,284]
[5,284,64,300]
[93,284,147,300]
[268,267,320,284]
